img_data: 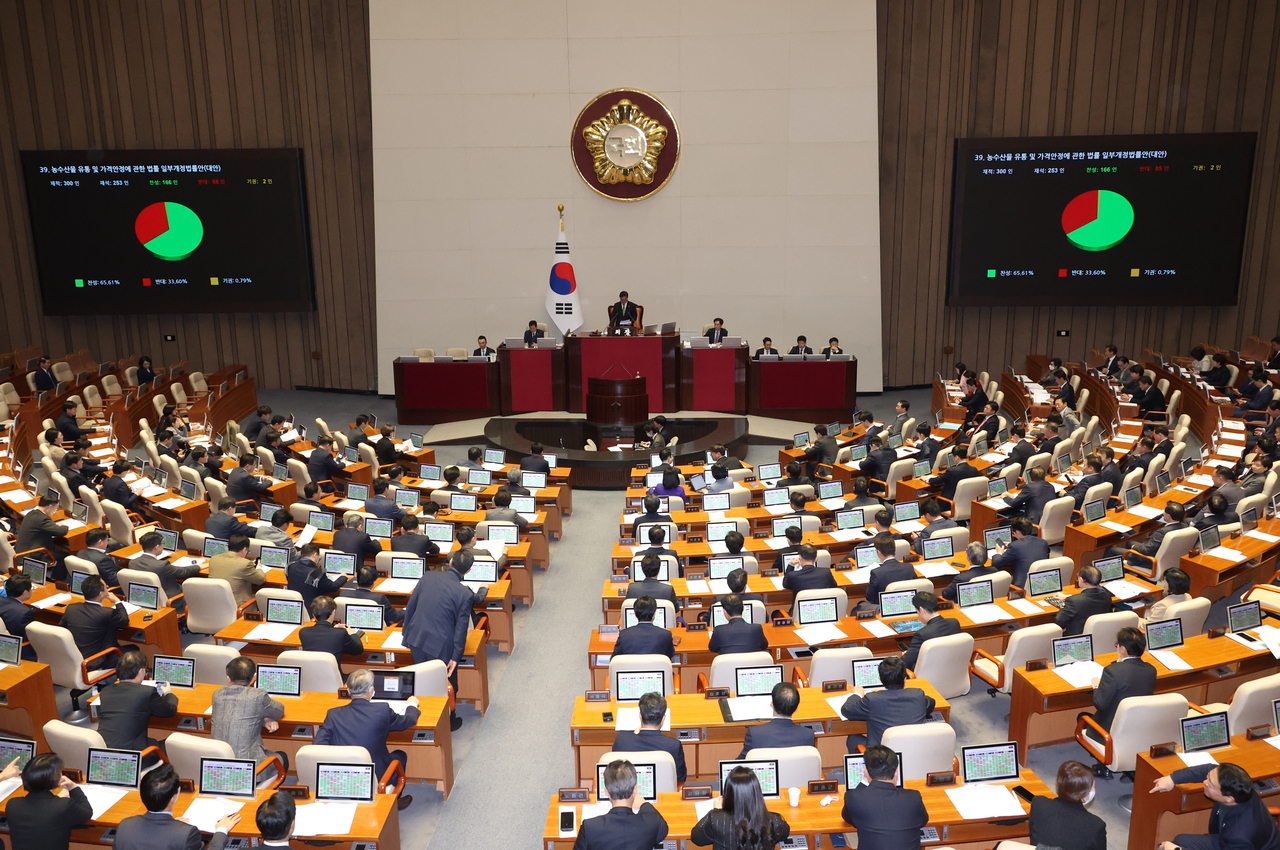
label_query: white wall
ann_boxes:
[370,0,882,394]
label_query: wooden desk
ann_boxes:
[543,771,1050,850]
[568,685,950,783]
[1009,633,1280,763]
[748,358,858,423]
[681,345,749,414]
[393,357,502,425]
[1130,733,1280,850]
[0,661,58,752]
[1178,519,1280,602]
[566,333,681,415]
[30,585,183,658]
[498,344,567,414]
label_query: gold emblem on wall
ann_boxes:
[571,89,680,202]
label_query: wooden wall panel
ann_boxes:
[0,0,375,391]
[879,0,1280,387]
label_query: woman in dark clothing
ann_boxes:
[136,355,156,386]
[5,752,93,850]
[690,766,790,850]
[1028,760,1106,850]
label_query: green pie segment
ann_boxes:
[1061,189,1133,251]
[135,201,204,260]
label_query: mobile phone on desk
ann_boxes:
[1012,785,1034,803]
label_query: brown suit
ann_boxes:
[208,552,265,605]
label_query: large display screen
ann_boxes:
[20,148,314,315]
[947,133,1255,306]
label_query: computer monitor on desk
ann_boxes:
[317,762,376,803]
[703,492,730,512]
[615,670,666,701]
[86,748,141,788]
[1026,568,1062,598]
[719,760,780,798]
[597,762,656,802]
[1180,712,1230,753]
[1051,635,1094,667]
[708,556,744,579]
[921,536,953,561]
[879,590,916,619]
[796,596,839,625]
[735,665,783,697]
[957,580,994,608]
[1145,618,1184,651]
[199,758,257,798]
[623,607,668,629]
[257,664,303,698]
[1092,555,1124,583]
[960,742,1020,783]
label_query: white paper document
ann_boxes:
[820,497,848,510]
[297,525,318,547]
[769,576,785,590]
[861,620,895,638]
[708,541,730,555]
[79,784,131,820]
[152,498,187,510]
[1100,520,1133,534]
[1127,504,1164,520]
[726,696,775,721]
[945,784,1025,819]
[893,520,926,534]
[826,694,852,715]
[1150,650,1192,671]
[828,528,869,543]
[765,538,790,551]
[960,604,1013,624]
[1217,445,1245,458]
[1007,598,1047,616]
[31,592,72,609]
[1052,660,1105,689]
[0,489,30,502]
[614,707,671,731]
[1187,474,1217,486]
[694,798,716,820]
[843,567,873,584]
[1103,580,1149,600]
[916,563,959,577]
[981,497,1011,509]
[293,801,359,837]
[376,578,418,594]
[765,505,791,516]
[180,797,246,833]
[793,623,849,645]
[334,498,365,510]
[245,623,297,642]
[140,485,168,498]
[381,631,406,650]
[0,777,21,802]
[683,580,710,594]
[1246,530,1280,544]
[709,579,731,595]
[1178,751,1218,768]
[1204,546,1247,562]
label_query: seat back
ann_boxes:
[987,570,1013,599]
[1082,482,1113,507]
[1038,496,1076,545]
[707,652,775,691]
[606,655,674,698]
[49,471,75,512]
[1120,467,1143,498]
[995,623,1063,693]
[880,459,915,500]
[1106,694,1189,772]
[476,521,520,541]
[118,568,170,607]
[160,455,183,489]
[295,745,373,789]
[183,579,239,635]
[1023,556,1074,593]
[1077,389,1091,418]
[885,577,933,596]
[358,443,377,469]
[1082,610,1140,651]
[42,720,105,772]
[255,588,313,621]
[881,723,956,780]
[234,434,253,458]
[1224,672,1280,731]
[1142,455,1166,495]
[205,478,229,505]
[628,555,680,582]
[277,649,343,693]
[727,486,752,508]
[1000,463,1022,492]
[399,659,450,697]
[64,554,100,579]
[745,746,822,788]
[596,750,678,794]
[185,644,242,685]
[190,372,208,393]
[445,348,468,360]
[171,383,189,406]
[808,647,873,689]
[1024,452,1051,476]
[166,732,235,781]
[1166,443,1186,479]
[314,417,330,437]
[949,477,988,522]
[1163,597,1211,636]
[913,632,975,698]
[412,349,435,361]
[0,382,20,406]
[794,588,848,622]
[287,458,311,488]
[619,598,677,630]
[100,498,137,547]
[179,466,206,501]
[26,623,92,689]
[1237,493,1267,522]
[1142,527,1198,581]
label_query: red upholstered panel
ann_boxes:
[691,348,739,411]
[756,362,847,409]
[402,362,490,409]
[578,336,668,412]
[508,349,554,411]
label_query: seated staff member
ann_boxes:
[523,320,545,347]
[0,573,37,659]
[77,528,121,587]
[213,657,289,773]
[574,760,669,850]
[843,476,881,510]
[611,596,674,660]
[16,496,68,579]
[935,452,981,502]
[609,290,638,329]
[859,534,912,612]
[840,656,935,750]
[886,399,910,437]
[900,591,961,671]
[704,318,728,344]
[612,692,686,783]
[738,682,814,758]
[299,596,365,672]
[1064,455,1104,508]
[286,542,349,608]
[1054,564,1113,636]
[690,766,789,850]
[753,337,779,360]
[821,337,843,357]
[207,497,258,540]
[485,489,529,530]
[1028,761,1107,850]
[630,494,672,538]
[1143,568,1192,625]
[781,543,837,598]
[992,516,1050,589]
[707,593,766,655]
[1006,424,1036,469]
[912,499,956,555]
[306,436,344,491]
[59,575,127,669]
[1086,627,1156,744]
[208,535,265,607]
[940,542,998,602]
[627,554,678,605]
[1149,763,1280,850]
[333,513,381,559]
[854,411,881,447]
[788,336,813,356]
[1105,501,1189,567]
[913,422,940,467]
[520,442,552,473]
[132,530,201,614]
[840,747,928,850]
[240,404,272,444]
[255,509,296,560]
[771,526,804,572]
[473,336,493,357]
[1195,492,1241,530]
[346,415,371,450]
[4,753,92,850]
[96,650,178,767]
[340,565,405,625]
[61,452,96,497]
[374,424,415,468]
[803,424,838,475]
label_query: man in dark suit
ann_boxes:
[364,478,406,521]
[771,526,805,572]
[612,693,686,782]
[59,575,128,670]
[841,746,929,850]
[97,650,178,765]
[738,682,815,758]
[788,336,813,356]
[1006,424,1036,469]
[61,452,97,498]
[307,436,344,492]
[912,499,957,555]
[520,442,552,473]
[206,497,257,541]
[256,431,290,466]
[154,430,184,463]
[859,436,897,489]
[1001,467,1057,524]
[1126,436,1159,477]
[333,513,381,560]
[843,476,882,511]
[959,372,987,427]
[1054,564,1114,636]
[0,574,37,659]
[886,400,910,437]
[458,448,485,471]
[403,549,481,730]
[31,356,57,392]
[1195,493,1241,530]
[1086,626,1157,734]
[782,544,838,601]
[1038,421,1064,460]
[114,763,239,850]
[940,542,999,602]
[1236,373,1276,420]
[296,481,325,509]
[707,593,767,655]
[1099,446,1123,494]
[753,337,779,360]
[1107,500,1189,567]
[860,534,914,611]
[373,425,414,468]
[991,516,1050,589]
[822,337,844,357]
[854,411,882,447]
[523,320,545,347]
[777,461,814,489]
[935,456,981,502]
[345,414,371,450]
[912,423,940,468]
[608,290,639,329]
[1135,375,1167,421]
[299,596,366,671]
[704,317,728,344]
[574,760,669,850]
[56,400,91,441]
[784,490,821,520]
[1051,371,1076,410]
[340,565,404,625]
[901,591,962,670]
[16,497,68,577]
[1150,762,1280,850]
[485,490,529,529]
[391,515,440,557]
[840,656,935,749]
[803,424,839,477]
[1065,455,1105,509]
[226,455,270,506]
[627,554,677,606]
[314,668,421,810]
[630,494,672,538]
[286,542,349,609]
[963,402,1001,449]
[132,531,201,613]
[102,460,141,511]
[240,405,272,445]
[1101,344,1120,376]
[472,336,493,357]
[1152,425,1174,458]
[611,596,674,659]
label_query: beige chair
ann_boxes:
[1024,452,1051,476]
[1082,611,1140,653]
[745,746,822,787]
[43,721,107,772]
[794,588,849,622]
[1077,693,1189,808]
[802,647,874,689]
[972,623,1062,695]
[315,417,331,437]
[1237,493,1267,522]
[287,458,312,489]
[167,732,283,786]
[705,652,775,692]
[1126,526,1197,581]
[628,555,680,582]
[1037,496,1076,547]
[727,486,752,508]
[205,477,229,506]
[606,655,675,698]
[874,459,915,502]
[189,371,209,394]
[881,723,957,780]
[183,578,241,635]
[1199,671,1280,731]
[63,554,100,579]
[885,578,933,597]
[595,751,678,794]
[27,622,118,722]
[234,433,253,459]
[182,529,211,552]
[412,349,435,361]
[944,477,988,523]
[0,382,21,407]
[400,659,451,699]
[1162,597,1211,636]
[931,445,954,473]
[256,588,312,621]
[49,471,75,512]
[1141,454,1167,495]
[913,632,975,698]
[1079,482,1113,510]
[635,522,679,545]
[277,649,343,693]
[619,598,677,630]
[446,347,468,361]
[185,644,241,685]
[784,484,815,500]
[296,745,375,789]
[179,466,206,501]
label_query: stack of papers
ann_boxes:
[725,696,774,721]
[293,801,359,837]
[793,623,849,645]
[140,485,167,498]
[381,631,406,650]
[945,784,1025,819]
[614,707,671,731]
[79,784,131,819]
[764,505,791,516]
[1178,751,1218,768]
[1052,660,1104,688]
[32,593,72,609]
[861,620,895,638]
[1247,529,1280,544]
[1204,546,1247,562]
[842,567,874,584]
[153,498,187,510]
[960,604,1013,624]
[376,578,418,593]
[684,579,710,594]
[1128,504,1164,520]
[1217,445,1245,458]
[475,540,507,559]
[829,528,870,543]
[179,797,245,833]
[334,498,365,510]
[245,623,297,642]
[1150,649,1192,671]
[1007,598,1047,616]
[980,452,1007,463]
[297,526,318,546]
[708,541,730,554]
[1103,580,1149,599]
[1100,520,1133,534]
[826,694,852,715]
[894,520,926,534]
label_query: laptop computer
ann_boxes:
[615,670,666,701]
[257,664,303,698]
[1242,507,1259,533]
[371,670,415,703]
[152,655,195,688]
[1199,525,1221,553]
[1180,712,1231,753]
[463,559,499,587]
[323,552,357,577]
[735,665,783,697]
[1154,470,1172,495]
[645,472,663,488]
[818,480,844,500]
[960,742,1020,783]
[199,757,257,798]
[847,445,869,463]
[316,762,376,803]
[421,522,454,544]
[179,479,198,501]
[1227,600,1263,634]
[756,463,782,483]
[343,603,383,631]
[894,501,921,523]
[261,596,302,625]
[309,511,336,532]
[390,557,425,579]
[984,527,1013,553]
[879,590,917,619]
[419,464,442,482]
[796,596,839,626]
[484,449,505,465]
[467,469,491,487]
[719,760,780,798]
[70,569,93,596]
[19,558,46,587]
[1145,618,1184,651]
[346,482,370,501]
[0,635,21,668]
[853,545,880,568]
[987,478,1009,499]
[1082,499,1106,524]
[1025,568,1061,598]
[763,488,790,507]
[487,524,519,545]
[793,432,810,448]
[344,446,359,464]
[156,528,179,553]
[772,516,802,538]
[1123,485,1144,510]
[1051,634,1094,666]
[87,747,142,788]
[956,579,994,608]
[510,495,536,514]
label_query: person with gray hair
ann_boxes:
[333,510,380,559]
[212,656,288,773]
[939,541,1000,602]
[503,466,530,496]
[573,760,668,850]
[314,666,421,811]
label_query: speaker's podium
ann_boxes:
[566,332,680,416]
[586,376,647,425]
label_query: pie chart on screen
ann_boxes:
[135,201,204,260]
[1061,189,1134,251]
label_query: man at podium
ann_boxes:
[609,290,638,329]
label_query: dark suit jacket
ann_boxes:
[753,348,779,360]
[16,510,68,559]
[132,553,201,612]
[1039,435,1064,459]
[960,387,988,425]
[286,557,349,609]
[612,728,687,783]
[523,329,545,346]
[1003,480,1058,524]
[940,565,998,601]
[97,680,178,751]
[340,586,405,624]
[611,622,674,659]
[0,595,34,640]
[60,600,129,668]
[991,535,1050,588]
[913,517,958,554]
[114,810,230,850]
[1138,385,1167,419]
[56,412,90,441]
[62,466,95,498]
[520,455,551,473]
[333,527,381,559]
[916,438,940,468]
[32,367,57,392]
[403,567,474,662]
[573,803,668,850]
[707,617,767,655]
[1127,450,1156,476]
[840,687,935,748]
[865,559,914,605]
[307,450,344,488]
[365,494,406,521]
[1101,461,1123,493]
[101,474,139,511]
[1092,657,1158,730]
[205,511,255,541]
[704,327,728,343]
[226,467,269,503]
[1131,520,1190,556]
[936,462,982,501]
[1057,382,1077,410]
[609,301,639,325]
[6,787,93,850]
[630,512,672,538]
[626,578,677,605]
[1029,796,1107,850]
[375,438,409,468]
[901,615,962,670]
[782,566,838,594]
[1008,439,1036,470]
[739,716,815,758]
[299,618,365,668]
[788,346,813,355]
[860,447,897,483]
[390,532,439,557]
[1195,509,1241,530]
[841,781,929,850]
[1055,586,1113,636]
[806,435,839,466]
[314,697,421,775]
[1068,472,1103,508]
[240,416,268,444]
[1168,763,1280,850]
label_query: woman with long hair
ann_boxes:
[649,470,687,501]
[690,766,789,850]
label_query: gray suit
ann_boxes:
[254,525,296,559]
[113,810,229,850]
[484,507,528,530]
[886,413,909,437]
[211,684,286,765]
